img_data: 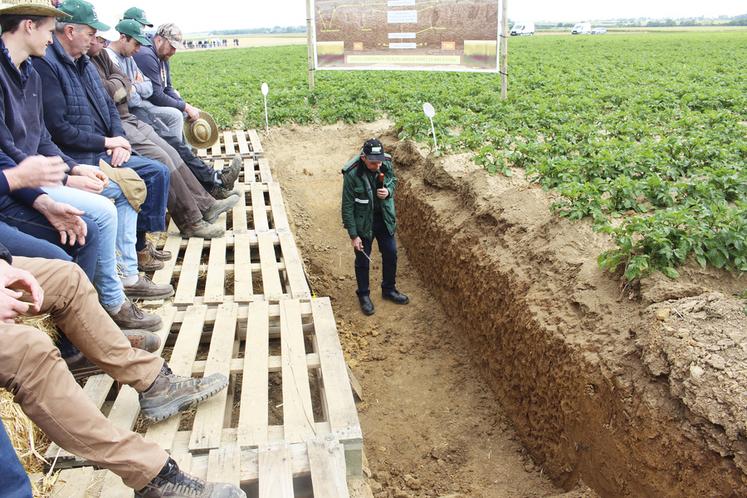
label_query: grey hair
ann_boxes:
[55,21,85,33]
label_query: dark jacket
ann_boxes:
[32,36,126,165]
[132,39,185,111]
[341,154,397,240]
[0,40,75,207]
[90,51,131,119]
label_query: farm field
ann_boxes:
[173,31,747,282]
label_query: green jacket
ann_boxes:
[341,154,397,240]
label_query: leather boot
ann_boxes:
[358,295,375,316]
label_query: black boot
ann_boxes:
[358,294,375,316]
[382,289,409,305]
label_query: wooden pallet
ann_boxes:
[196,129,264,159]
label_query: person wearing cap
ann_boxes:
[89,24,238,239]
[341,138,409,315]
[121,6,152,28]
[33,0,173,286]
[0,0,173,331]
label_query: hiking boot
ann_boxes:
[65,353,102,381]
[144,240,172,261]
[181,220,225,239]
[109,300,163,332]
[139,364,228,423]
[358,295,375,316]
[209,185,239,200]
[124,329,162,353]
[138,248,164,272]
[136,458,245,498]
[219,154,242,190]
[382,289,410,305]
[202,195,239,224]
[123,275,175,300]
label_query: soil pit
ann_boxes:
[264,122,747,498]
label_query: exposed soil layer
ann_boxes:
[264,122,747,497]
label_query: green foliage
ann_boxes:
[171,32,747,281]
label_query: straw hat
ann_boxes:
[0,0,70,17]
[184,111,219,149]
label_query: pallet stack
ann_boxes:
[46,131,368,498]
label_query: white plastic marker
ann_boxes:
[423,102,437,151]
[261,83,269,132]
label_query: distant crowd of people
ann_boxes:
[183,38,240,49]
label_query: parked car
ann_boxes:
[510,22,535,36]
[591,27,607,35]
[571,22,592,35]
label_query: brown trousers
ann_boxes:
[0,257,167,490]
[123,118,214,229]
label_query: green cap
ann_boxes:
[57,0,109,31]
[115,19,151,46]
[122,6,152,27]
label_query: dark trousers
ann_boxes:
[355,213,397,296]
[0,421,32,498]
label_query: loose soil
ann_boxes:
[264,122,747,498]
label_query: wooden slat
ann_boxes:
[223,131,237,157]
[236,130,251,155]
[203,236,226,304]
[258,158,272,182]
[152,233,182,286]
[100,471,134,498]
[233,233,253,302]
[258,445,294,498]
[192,353,321,376]
[210,137,222,157]
[307,437,350,498]
[232,184,248,233]
[207,444,241,486]
[279,232,310,299]
[242,157,256,184]
[189,303,238,451]
[248,129,264,155]
[238,300,270,446]
[145,305,208,449]
[251,182,269,232]
[52,467,95,498]
[267,182,289,231]
[280,299,315,442]
[174,237,204,305]
[258,232,282,300]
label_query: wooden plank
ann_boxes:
[189,303,238,451]
[233,233,253,302]
[258,445,294,498]
[236,130,251,155]
[193,353,320,376]
[232,184,248,234]
[100,471,134,498]
[52,467,95,498]
[145,305,208,450]
[206,444,241,486]
[151,233,183,286]
[174,237,204,305]
[242,157,256,184]
[238,301,270,447]
[210,136,222,157]
[307,437,350,498]
[251,182,269,232]
[203,236,226,304]
[258,232,282,300]
[279,232,310,299]
[258,158,272,182]
[248,129,264,155]
[267,182,289,231]
[223,131,237,157]
[281,299,315,442]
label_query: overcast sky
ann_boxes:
[94,1,746,34]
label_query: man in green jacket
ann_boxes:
[341,138,409,315]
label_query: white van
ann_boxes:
[571,22,592,35]
[510,22,535,36]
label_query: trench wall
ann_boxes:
[390,142,747,497]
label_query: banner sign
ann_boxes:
[312,0,499,72]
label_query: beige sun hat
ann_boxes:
[0,0,70,18]
[184,111,219,149]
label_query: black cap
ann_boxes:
[362,138,386,162]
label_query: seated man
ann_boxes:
[0,4,172,320]
[0,245,243,498]
[90,24,238,239]
[33,0,171,277]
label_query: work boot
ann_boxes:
[139,364,229,423]
[136,458,245,498]
[109,300,163,332]
[181,219,225,239]
[209,184,239,200]
[123,275,175,300]
[124,329,162,353]
[144,240,172,261]
[382,289,410,305]
[138,248,164,272]
[219,154,242,190]
[358,295,375,316]
[202,195,239,224]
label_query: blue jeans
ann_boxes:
[43,184,131,309]
[354,213,398,296]
[0,420,32,498]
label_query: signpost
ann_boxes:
[261,83,270,132]
[423,102,438,151]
